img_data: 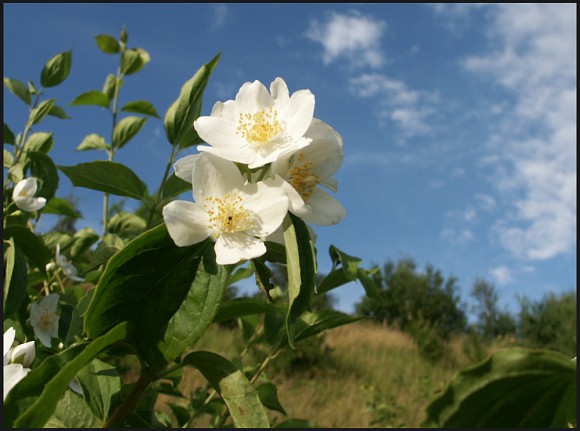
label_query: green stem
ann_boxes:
[102,367,156,428]
[145,143,179,230]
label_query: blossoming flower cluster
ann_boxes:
[163,78,346,264]
[4,327,35,401]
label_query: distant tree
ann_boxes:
[355,258,466,340]
[518,290,576,356]
[470,279,516,339]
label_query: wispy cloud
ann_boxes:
[490,265,513,285]
[209,4,229,31]
[464,4,576,261]
[306,11,386,69]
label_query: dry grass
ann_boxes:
[155,320,475,427]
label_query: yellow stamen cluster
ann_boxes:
[236,107,283,145]
[288,153,320,202]
[204,193,254,237]
[39,310,57,331]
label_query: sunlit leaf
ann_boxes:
[77,359,121,421]
[25,132,54,153]
[3,238,28,319]
[69,90,110,108]
[160,173,191,200]
[43,197,82,219]
[423,348,577,428]
[30,99,56,125]
[107,212,146,237]
[58,161,148,199]
[121,100,160,118]
[48,104,71,119]
[102,74,122,101]
[45,390,101,428]
[4,77,32,105]
[182,351,270,428]
[121,48,150,75]
[76,133,110,152]
[213,297,278,323]
[112,116,147,150]
[40,50,72,88]
[4,149,14,167]
[95,34,120,54]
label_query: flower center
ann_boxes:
[39,310,57,331]
[204,192,254,237]
[236,107,283,145]
[288,153,320,202]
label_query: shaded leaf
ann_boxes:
[43,197,82,219]
[213,297,278,323]
[30,99,56,125]
[28,151,59,200]
[4,225,52,273]
[40,50,72,87]
[4,77,31,105]
[160,173,191,200]
[95,35,119,54]
[107,212,146,237]
[58,161,148,199]
[3,238,29,319]
[121,100,160,118]
[48,104,71,119]
[4,149,14,168]
[182,351,270,428]
[423,348,577,428]
[45,390,101,428]
[121,48,150,75]
[76,133,110,152]
[257,383,286,415]
[4,122,16,145]
[112,116,147,150]
[77,359,121,421]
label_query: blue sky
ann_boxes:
[4,4,576,316]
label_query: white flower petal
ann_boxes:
[211,100,236,120]
[163,201,211,247]
[194,116,246,150]
[173,154,198,184]
[270,77,290,106]
[10,341,35,367]
[235,80,274,114]
[280,90,315,141]
[41,293,60,314]
[4,328,16,365]
[69,377,83,395]
[300,188,346,226]
[242,179,289,236]
[214,233,266,265]
[12,178,46,212]
[4,363,30,401]
[191,153,246,201]
[34,325,53,348]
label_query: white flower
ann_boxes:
[3,327,34,401]
[163,153,289,265]
[30,293,60,348]
[12,177,46,212]
[52,244,84,282]
[194,77,315,169]
[271,119,346,225]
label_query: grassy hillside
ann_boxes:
[156,320,488,427]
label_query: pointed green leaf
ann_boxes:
[107,212,146,237]
[45,390,101,428]
[4,123,16,145]
[119,26,128,44]
[283,213,317,349]
[112,116,147,150]
[121,48,150,75]
[28,151,59,200]
[294,310,363,343]
[25,132,54,153]
[4,225,52,273]
[160,173,191,200]
[102,74,122,101]
[423,348,577,428]
[69,90,110,108]
[77,359,121,421]
[182,351,270,428]
[3,238,29,319]
[40,50,72,88]
[164,52,220,149]
[58,161,148,199]
[4,322,132,428]
[4,149,14,168]
[48,104,71,119]
[4,77,31,105]
[43,197,82,219]
[30,99,56,125]
[95,34,120,54]
[257,383,287,415]
[328,245,360,280]
[121,100,160,118]
[76,133,110,152]
[84,224,212,367]
[157,246,229,363]
[213,297,278,323]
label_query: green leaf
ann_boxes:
[294,310,363,343]
[257,382,287,415]
[328,245,360,280]
[213,298,278,323]
[107,212,146,237]
[157,246,228,363]
[68,227,100,258]
[25,132,54,153]
[40,50,72,88]
[4,122,16,145]
[263,241,287,264]
[160,173,191,200]
[119,26,128,44]
[121,100,160,118]
[69,90,110,108]
[164,52,220,149]
[84,224,212,367]
[76,133,110,151]
[45,390,101,428]
[423,348,577,428]
[43,197,82,219]
[4,225,52,273]
[283,213,317,349]
[3,238,29,319]
[58,161,148,199]
[102,74,122,101]
[4,77,32,105]
[48,104,71,119]
[112,116,147,150]
[95,34,120,54]
[182,351,270,428]
[30,99,56,125]
[27,151,59,200]
[121,48,150,75]
[65,288,95,344]
[77,359,121,421]
[4,322,132,428]
[4,149,14,168]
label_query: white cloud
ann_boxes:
[209,4,229,30]
[490,265,513,285]
[464,4,576,261]
[306,11,386,69]
[441,228,475,245]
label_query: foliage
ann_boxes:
[470,278,517,339]
[518,290,577,356]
